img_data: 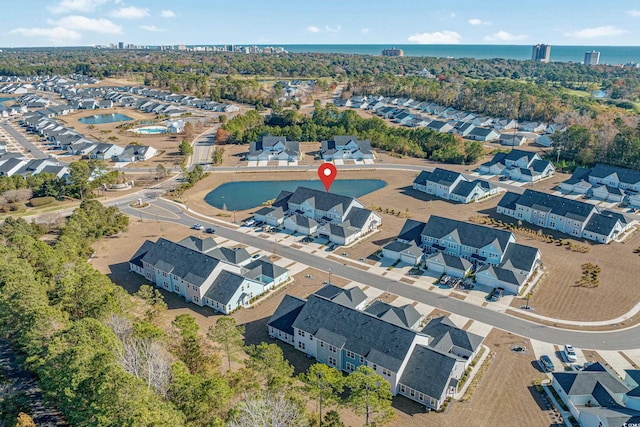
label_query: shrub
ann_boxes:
[29,196,56,207]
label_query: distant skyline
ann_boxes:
[2,0,640,47]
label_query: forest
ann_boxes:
[0,201,395,426]
[220,102,484,164]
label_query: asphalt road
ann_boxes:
[1,121,47,159]
[119,195,640,350]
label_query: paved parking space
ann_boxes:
[363,159,374,165]
[465,321,494,337]
[333,159,344,165]
[257,160,268,167]
[622,349,640,367]
[246,161,257,167]
[598,350,635,377]
[278,160,288,167]
[530,339,564,369]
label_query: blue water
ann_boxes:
[0,96,17,106]
[204,179,386,211]
[274,44,640,65]
[79,113,133,125]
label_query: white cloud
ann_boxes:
[160,9,176,18]
[325,25,341,33]
[565,26,627,38]
[10,26,81,43]
[408,30,461,44]
[484,30,528,42]
[361,28,371,34]
[627,10,640,16]
[110,6,149,19]
[49,0,110,14]
[307,26,320,33]
[140,25,165,32]
[52,15,122,34]
[468,18,491,26]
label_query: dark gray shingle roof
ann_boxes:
[364,300,421,329]
[203,270,247,305]
[399,345,458,400]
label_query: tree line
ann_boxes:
[0,201,396,426]
[221,103,484,164]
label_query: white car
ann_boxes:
[564,344,577,362]
[245,219,255,226]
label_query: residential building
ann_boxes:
[467,127,500,141]
[532,44,551,62]
[497,189,634,243]
[320,135,375,161]
[552,362,640,427]
[382,47,404,57]
[584,50,600,66]
[254,187,381,245]
[384,216,541,293]
[128,237,288,314]
[499,134,527,147]
[268,289,484,411]
[247,136,301,162]
[561,164,640,205]
[412,168,499,203]
[479,149,555,182]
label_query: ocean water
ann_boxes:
[275,44,640,65]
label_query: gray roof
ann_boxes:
[364,300,422,329]
[421,216,514,253]
[497,191,521,211]
[177,236,217,253]
[476,264,528,287]
[292,295,418,371]
[399,345,459,400]
[553,362,630,397]
[397,219,425,244]
[413,168,463,187]
[286,186,357,214]
[590,164,640,185]
[343,207,376,229]
[313,284,367,309]
[421,316,483,354]
[499,243,540,273]
[203,270,247,305]
[507,189,598,222]
[450,179,496,198]
[504,149,539,165]
[129,240,155,268]
[383,240,422,258]
[426,252,472,271]
[321,136,372,154]
[243,258,287,281]
[287,213,318,228]
[208,247,251,265]
[468,127,498,138]
[134,238,222,288]
[584,213,623,237]
[267,294,307,336]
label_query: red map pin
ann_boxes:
[318,163,337,192]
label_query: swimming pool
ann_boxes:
[131,126,169,134]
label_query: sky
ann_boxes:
[2,0,640,47]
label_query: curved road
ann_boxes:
[120,196,640,350]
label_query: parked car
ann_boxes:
[252,254,261,259]
[564,344,577,362]
[539,355,555,372]
[205,227,215,234]
[489,287,505,302]
[192,224,204,231]
[245,219,256,226]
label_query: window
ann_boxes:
[372,364,377,371]
[419,393,424,401]
[410,389,415,397]
[346,350,355,359]
[298,342,305,350]
[309,336,313,341]
[193,296,198,302]
[550,222,556,228]
[400,385,406,393]
[328,357,336,366]
[346,362,354,372]
[329,345,337,353]
[299,331,305,337]
[359,356,365,364]
[320,342,324,348]
[382,368,391,377]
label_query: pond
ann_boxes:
[0,96,17,106]
[204,179,387,211]
[79,113,133,125]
